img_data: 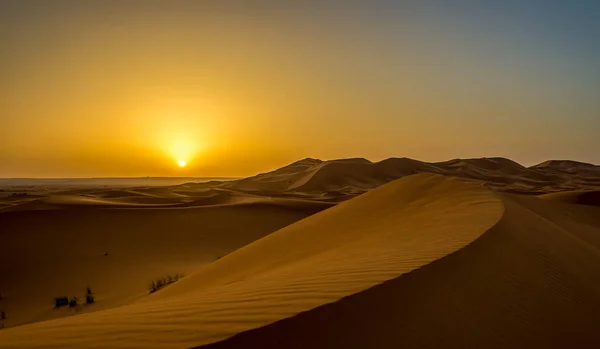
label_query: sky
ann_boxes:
[1,0,599,177]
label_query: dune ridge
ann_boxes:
[202,192,600,349]
[2,157,598,212]
[210,157,600,196]
[2,156,599,348]
[0,174,504,348]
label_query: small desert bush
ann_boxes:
[149,274,183,294]
[54,296,69,308]
[86,287,95,304]
[54,287,95,308]
[68,297,78,307]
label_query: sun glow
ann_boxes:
[165,138,199,169]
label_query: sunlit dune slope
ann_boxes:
[0,174,503,348]
[202,192,600,349]
[0,203,319,328]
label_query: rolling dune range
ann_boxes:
[1,157,599,348]
[212,157,600,196]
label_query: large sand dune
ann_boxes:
[1,174,503,347]
[1,158,599,348]
[202,192,600,349]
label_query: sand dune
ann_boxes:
[539,190,600,207]
[1,158,599,348]
[0,203,322,329]
[435,157,527,172]
[213,157,600,195]
[0,174,503,348]
[532,159,599,172]
[3,157,597,212]
[202,193,600,349]
[0,188,333,212]
[218,157,437,193]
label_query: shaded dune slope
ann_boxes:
[0,204,319,328]
[539,190,600,207]
[202,193,600,349]
[0,174,503,348]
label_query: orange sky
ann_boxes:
[1,1,598,177]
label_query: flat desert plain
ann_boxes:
[1,157,600,348]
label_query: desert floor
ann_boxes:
[1,157,599,348]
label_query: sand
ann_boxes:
[212,157,600,196]
[1,157,599,348]
[539,190,600,207]
[202,193,600,349]
[0,197,327,329]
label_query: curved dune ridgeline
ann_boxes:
[0,174,504,348]
[202,193,600,349]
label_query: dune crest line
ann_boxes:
[0,174,504,348]
[201,191,600,349]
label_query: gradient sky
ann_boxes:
[1,0,599,177]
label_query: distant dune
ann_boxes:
[0,177,237,188]
[1,157,599,348]
[2,157,598,212]
[210,157,600,196]
[531,159,598,172]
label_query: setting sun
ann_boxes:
[164,138,199,170]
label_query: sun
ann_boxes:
[165,139,197,169]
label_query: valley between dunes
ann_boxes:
[1,157,600,348]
